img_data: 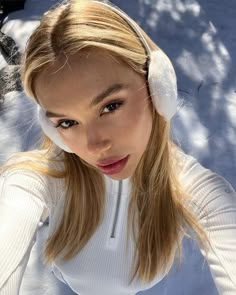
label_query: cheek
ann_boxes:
[57,130,85,156]
[119,98,153,145]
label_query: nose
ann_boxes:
[85,125,112,154]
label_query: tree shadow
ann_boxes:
[113,0,236,187]
[0,91,42,165]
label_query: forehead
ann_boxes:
[34,49,137,107]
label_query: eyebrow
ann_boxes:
[45,83,126,118]
[89,83,126,107]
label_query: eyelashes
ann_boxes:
[54,119,77,129]
[54,100,124,130]
[101,101,123,114]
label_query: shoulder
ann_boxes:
[0,148,66,209]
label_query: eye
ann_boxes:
[101,101,123,115]
[54,120,78,130]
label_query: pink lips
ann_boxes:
[96,155,129,175]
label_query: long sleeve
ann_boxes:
[0,245,32,295]
[0,169,50,294]
[180,154,236,294]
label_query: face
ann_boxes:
[35,50,153,180]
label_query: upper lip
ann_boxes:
[96,156,127,166]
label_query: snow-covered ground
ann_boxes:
[0,0,235,294]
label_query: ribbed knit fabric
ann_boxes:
[0,150,236,294]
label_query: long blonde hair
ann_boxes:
[5,0,208,283]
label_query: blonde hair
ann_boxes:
[4,0,209,283]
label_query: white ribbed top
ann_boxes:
[0,150,236,294]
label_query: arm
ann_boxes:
[0,243,32,295]
[0,169,49,294]
[180,154,236,294]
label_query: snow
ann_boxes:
[0,0,235,294]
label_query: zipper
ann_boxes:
[110,180,122,238]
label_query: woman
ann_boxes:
[0,0,236,294]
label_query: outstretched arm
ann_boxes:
[0,169,49,294]
[180,153,236,294]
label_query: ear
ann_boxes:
[37,105,74,153]
[148,50,177,120]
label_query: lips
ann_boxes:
[97,156,127,166]
[96,155,129,175]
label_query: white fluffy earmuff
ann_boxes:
[36,1,178,153]
[148,50,177,120]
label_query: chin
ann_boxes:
[105,167,135,181]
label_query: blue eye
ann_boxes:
[102,101,123,114]
[55,120,78,129]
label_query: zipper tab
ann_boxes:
[110,180,122,239]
